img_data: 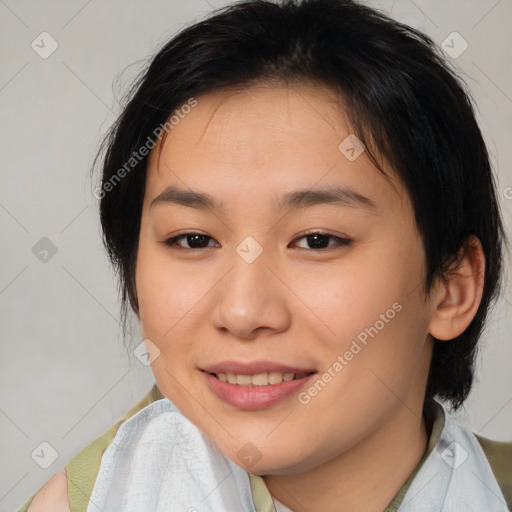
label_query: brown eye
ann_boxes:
[162,231,352,252]
[292,232,352,251]
[163,232,218,249]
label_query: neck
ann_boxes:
[263,403,429,512]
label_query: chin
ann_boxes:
[220,442,309,476]
[235,458,294,476]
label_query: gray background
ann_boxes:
[1,0,511,510]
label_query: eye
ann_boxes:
[163,232,218,250]
[162,231,352,251]
[291,231,352,251]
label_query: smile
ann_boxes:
[201,368,317,410]
[210,371,314,386]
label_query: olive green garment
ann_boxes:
[18,385,512,512]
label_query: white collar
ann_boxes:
[397,401,508,511]
[87,397,508,512]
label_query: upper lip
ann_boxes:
[201,360,317,375]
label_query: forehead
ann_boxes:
[156,82,348,159]
[144,82,405,215]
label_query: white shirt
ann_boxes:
[88,397,509,512]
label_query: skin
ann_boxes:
[27,469,70,512]
[30,81,485,511]
[135,82,485,511]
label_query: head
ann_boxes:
[95,0,506,475]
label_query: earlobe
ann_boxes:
[428,236,485,341]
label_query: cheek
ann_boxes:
[291,249,413,344]
[135,241,191,341]
[135,242,203,408]
[136,259,169,340]
[294,236,428,384]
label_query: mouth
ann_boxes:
[204,370,316,386]
[200,364,317,410]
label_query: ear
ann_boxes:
[428,235,485,341]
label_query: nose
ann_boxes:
[211,242,291,340]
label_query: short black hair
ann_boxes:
[94,0,507,409]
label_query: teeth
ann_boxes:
[236,374,252,385]
[215,371,308,386]
[268,371,284,384]
[251,373,269,386]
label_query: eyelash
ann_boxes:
[162,231,352,252]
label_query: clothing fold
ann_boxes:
[88,399,257,512]
[88,397,509,512]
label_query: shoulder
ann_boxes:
[474,434,512,508]
[25,470,70,512]
[19,385,164,512]
[430,401,511,509]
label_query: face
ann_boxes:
[135,82,435,475]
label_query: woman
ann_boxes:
[22,0,511,510]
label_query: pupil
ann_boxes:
[307,234,329,249]
[185,234,330,249]
[188,234,209,248]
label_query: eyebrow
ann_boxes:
[150,185,377,212]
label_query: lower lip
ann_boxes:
[203,371,316,411]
